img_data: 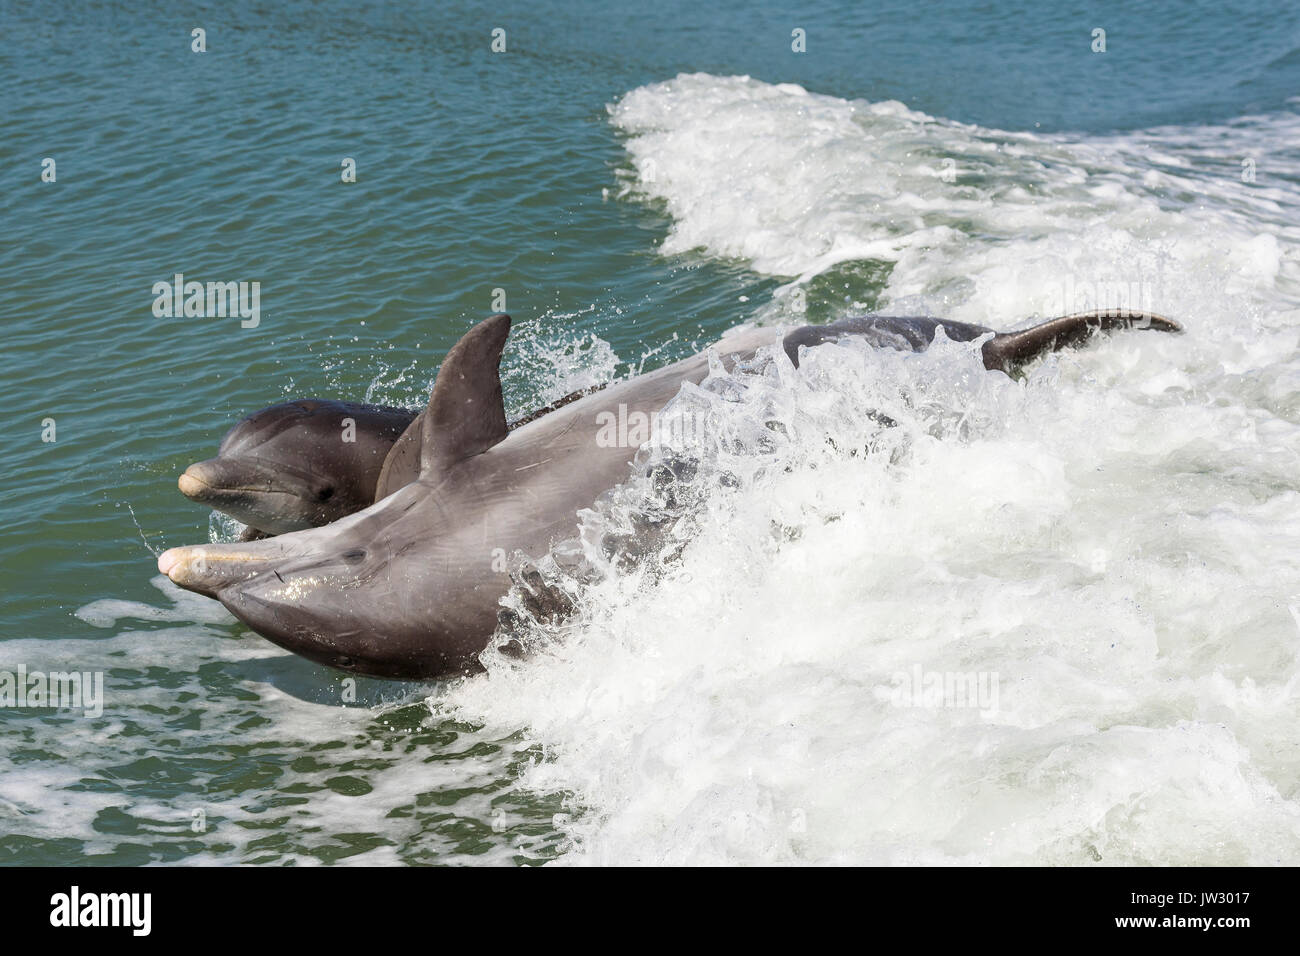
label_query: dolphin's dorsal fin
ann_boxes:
[418,313,512,478]
[982,310,1181,372]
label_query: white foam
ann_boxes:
[608,74,1300,332]
[436,75,1300,865]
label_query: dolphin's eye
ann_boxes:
[318,486,335,501]
[341,548,366,564]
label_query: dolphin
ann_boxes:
[178,399,418,538]
[157,309,1179,679]
[179,389,609,538]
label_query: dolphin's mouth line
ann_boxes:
[158,547,276,572]
[179,454,324,503]
[179,473,296,498]
[157,544,293,599]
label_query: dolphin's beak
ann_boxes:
[158,545,264,598]
[158,536,318,599]
[177,466,212,500]
[177,458,251,502]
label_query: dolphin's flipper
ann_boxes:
[981,310,1181,372]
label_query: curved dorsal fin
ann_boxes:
[421,314,512,476]
[421,313,512,476]
[372,314,511,499]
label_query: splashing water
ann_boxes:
[438,76,1300,865]
[12,67,1300,867]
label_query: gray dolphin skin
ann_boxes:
[179,399,417,537]
[158,309,1179,680]
[181,389,607,538]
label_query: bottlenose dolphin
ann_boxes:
[178,399,417,537]
[157,309,1179,679]
[180,389,609,537]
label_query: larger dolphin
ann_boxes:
[157,309,1179,679]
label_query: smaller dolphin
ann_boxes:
[180,390,609,538]
[178,399,416,538]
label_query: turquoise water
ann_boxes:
[3,1,1300,864]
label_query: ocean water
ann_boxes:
[2,0,1299,864]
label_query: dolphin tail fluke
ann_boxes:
[981,310,1182,372]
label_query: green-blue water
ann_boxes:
[3,1,1299,865]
